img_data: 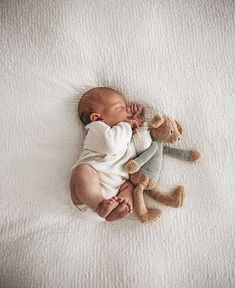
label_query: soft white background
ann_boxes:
[0,0,234,287]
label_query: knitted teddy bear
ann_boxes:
[124,114,202,223]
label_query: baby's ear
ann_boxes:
[90,113,102,122]
[149,114,164,128]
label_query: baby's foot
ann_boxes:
[105,198,133,222]
[96,196,121,218]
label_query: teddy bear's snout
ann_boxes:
[170,135,180,144]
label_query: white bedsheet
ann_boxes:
[1,0,234,287]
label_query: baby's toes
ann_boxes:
[124,204,130,214]
[117,198,133,214]
[121,198,128,206]
[122,202,132,216]
[107,196,117,205]
[125,200,133,213]
[116,196,125,203]
[106,201,113,208]
[110,196,118,203]
[128,206,133,214]
[120,199,132,215]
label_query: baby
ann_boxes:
[70,87,152,221]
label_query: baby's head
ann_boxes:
[78,87,130,127]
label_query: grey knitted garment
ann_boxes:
[133,141,192,181]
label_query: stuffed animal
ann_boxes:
[124,114,202,223]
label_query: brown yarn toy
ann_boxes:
[124,114,202,223]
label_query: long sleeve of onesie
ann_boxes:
[83,121,132,155]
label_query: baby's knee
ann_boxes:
[72,164,98,182]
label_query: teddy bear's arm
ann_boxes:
[132,142,159,167]
[163,147,193,161]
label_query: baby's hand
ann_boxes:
[127,103,145,123]
[125,119,142,134]
[126,103,145,133]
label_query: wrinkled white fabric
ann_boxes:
[1,1,234,288]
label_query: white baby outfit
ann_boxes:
[72,121,152,199]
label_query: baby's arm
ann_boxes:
[128,104,152,154]
[83,121,133,155]
[104,122,133,154]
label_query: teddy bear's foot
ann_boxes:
[168,186,186,208]
[130,172,141,186]
[145,186,186,208]
[138,208,162,224]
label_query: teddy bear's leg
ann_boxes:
[133,184,162,224]
[146,178,157,190]
[130,172,141,186]
[139,209,162,224]
[133,184,148,216]
[139,174,151,188]
[145,186,186,208]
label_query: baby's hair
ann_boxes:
[78,87,121,125]
[80,112,93,126]
[78,96,96,125]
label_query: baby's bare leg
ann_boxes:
[70,164,120,217]
[105,181,134,222]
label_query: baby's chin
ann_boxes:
[100,120,115,127]
[103,119,127,127]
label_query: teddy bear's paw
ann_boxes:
[190,150,202,162]
[124,160,140,174]
[139,208,162,224]
[171,186,186,207]
[130,172,141,185]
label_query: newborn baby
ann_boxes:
[70,87,152,221]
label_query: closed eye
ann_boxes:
[115,106,125,110]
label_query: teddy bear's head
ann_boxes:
[149,115,183,144]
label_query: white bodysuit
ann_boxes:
[72,121,152,198]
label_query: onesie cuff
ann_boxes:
[133,122,152,155]
[118,122,133,134]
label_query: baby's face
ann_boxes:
[99,92,130,127]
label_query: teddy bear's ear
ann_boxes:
[149,114,164,128]
[176,121,183,135]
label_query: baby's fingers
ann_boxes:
[133,103,139,115]
[127,104,137,116]
[132,103,142,116]
[126,106,132,116]
[129,103,135,115]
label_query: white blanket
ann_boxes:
[1,1,234,287]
